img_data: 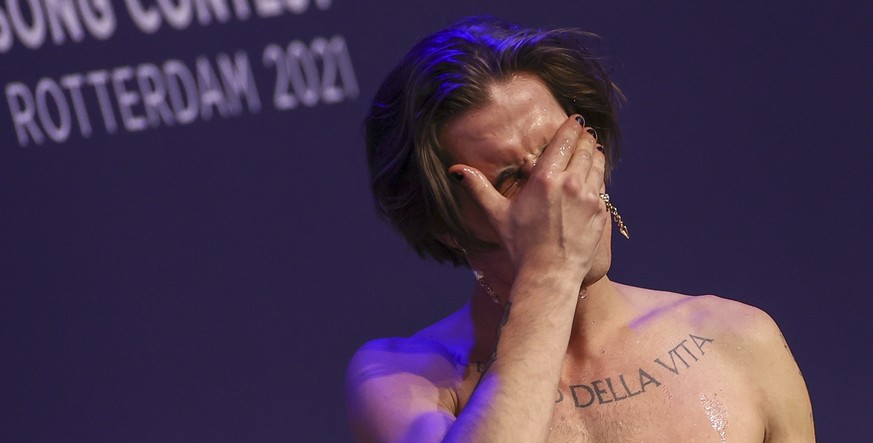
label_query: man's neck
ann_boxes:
[566,277,636,360]
[467,274,635,363]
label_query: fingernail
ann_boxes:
[596,144,605,152]
[586,128,598,140]
[575,116,586,127]
[450,171,464,182]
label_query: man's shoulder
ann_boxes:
[617,284,814,439]
[345,334,462,434]
[348,304,472,372]
[347,335,461,384]
[620,283,783,346]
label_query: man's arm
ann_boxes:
[345,338,458,443]
[744,309,815,442]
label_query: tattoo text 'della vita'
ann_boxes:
[557,333,715,408]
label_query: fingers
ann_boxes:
[584,147,606,194]
[564,118,605,194]
[534,115,586,177]
[566,125,598,175]
[447,163,507,222]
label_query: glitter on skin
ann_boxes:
[700,393,728,442]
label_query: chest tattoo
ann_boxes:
[555,333,715,408]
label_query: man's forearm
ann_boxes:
[443,266,582,442]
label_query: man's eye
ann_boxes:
[499,173,523,197]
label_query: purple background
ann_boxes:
[2,1,871,441]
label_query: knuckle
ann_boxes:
[555,119,583,142]
[562,175,584,194]
[591,167,604,183]
[591,156,606,176]
[594,151,606,165]
[582,190,602,206]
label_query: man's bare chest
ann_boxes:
[545,332,764,442]
[547,374,746,442]
[452,330,764,442]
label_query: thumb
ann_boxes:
[448,164,506,221]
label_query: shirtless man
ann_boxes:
[347,17,814,442]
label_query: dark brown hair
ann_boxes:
[365,16,623,266]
